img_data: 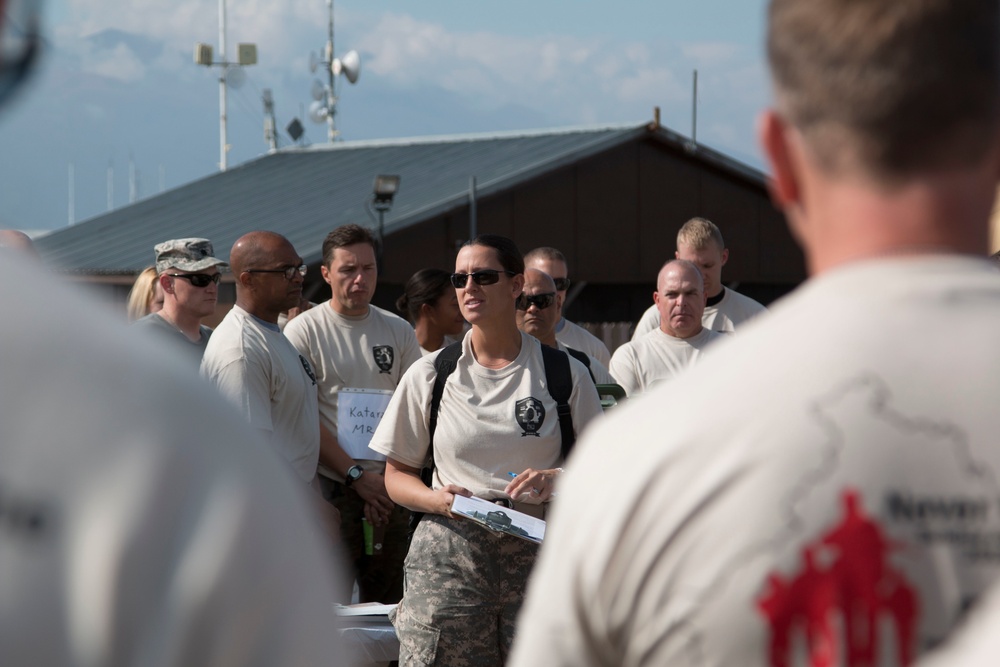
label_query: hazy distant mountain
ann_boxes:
[85,29,164,64]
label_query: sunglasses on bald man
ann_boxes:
[516,292,556,311]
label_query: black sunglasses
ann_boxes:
[167,273,221,288]
[450,269,515,289]
[245,265,308,281]
[516,292,556,311]
[553,277,571,291]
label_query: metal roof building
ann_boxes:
[35,119,804,324]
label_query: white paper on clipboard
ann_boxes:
[337,388,393,460]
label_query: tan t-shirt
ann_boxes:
[200,306,321,482]
[369,331,604,518]
[558,341,615,385]
[609,326,722,396]
[555,318,612,367]
[632,287,768,339]
[284,302,422,479]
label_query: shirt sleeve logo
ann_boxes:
[515,397,545,437]
[372,345,394,374]
[299,355,317,385]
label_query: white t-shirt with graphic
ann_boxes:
[284,302,422,479]
[511,256,1000,667]
[609,326,722,396]
[201,305,321,482]
[369,331,604,517]
[632,287,768,339]
[555,318,612,367]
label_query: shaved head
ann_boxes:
[523,267,557,294]
[230,231,292,276]
[0,229,38,258]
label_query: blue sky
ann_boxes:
[0,0,772,231]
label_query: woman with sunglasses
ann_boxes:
[370,234,603,666]
[396,268,467,355]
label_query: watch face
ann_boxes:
[348,466,362,480]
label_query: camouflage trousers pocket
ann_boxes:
[393,604,441,666]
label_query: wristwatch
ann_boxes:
[345,464,364,487]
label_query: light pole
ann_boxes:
[194,0,257,171]
[370,174,400,267]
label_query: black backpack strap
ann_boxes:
[428,341,463,463]
[540,344,575,460]
[409,341,462,537]
[564,346,596,385]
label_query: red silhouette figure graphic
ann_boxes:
[757,489,919,666]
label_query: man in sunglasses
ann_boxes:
[608,259,722,396]
[524,246,612,367]
[132,237,227,362]
[516,268,614,385]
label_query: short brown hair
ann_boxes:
[676,217,724,251]
[767,0,1000,180]
[321,224,377,266]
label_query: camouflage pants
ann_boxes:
[391,513,539,667]
[319,476,410,604]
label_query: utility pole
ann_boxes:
[194,0,257,171]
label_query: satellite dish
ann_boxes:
[308,100,329,124]
[309,51,319,74]
[333,49,360,84]
[225,67,245,89]
[311,79,326,101]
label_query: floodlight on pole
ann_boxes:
[370,174,400,257]
[193,0,257,171]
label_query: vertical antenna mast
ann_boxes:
[326,0,336,142]
[219,0,228,170]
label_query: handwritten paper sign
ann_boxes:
[337,388,393,460]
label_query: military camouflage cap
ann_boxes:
[154,238,228,273]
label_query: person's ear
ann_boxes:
[419,301,434,322]
[759,109,802,212]
[720,248,730,268]
[159,274,174,295]
[320,264,332,286]
[237,271,253,290]
[511,273,525,297]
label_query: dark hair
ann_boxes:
[462,234,524,276]
[322,224,377,266]
[396,268,453,323]
[768,0,1000,179]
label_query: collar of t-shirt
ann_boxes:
[706,287,726,308]
[249,314,281,333]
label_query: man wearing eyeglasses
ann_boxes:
[608,259,722,396]
[524,246,612,368]
[132,237,227,362]
[284,224,422,605]
[516,268,614,385]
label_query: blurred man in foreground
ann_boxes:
[511,1,1000,665]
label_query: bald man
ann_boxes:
[0,229,38,258]
[516,268,614,385]
[609,260,723,396]
[201,232,322,483]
